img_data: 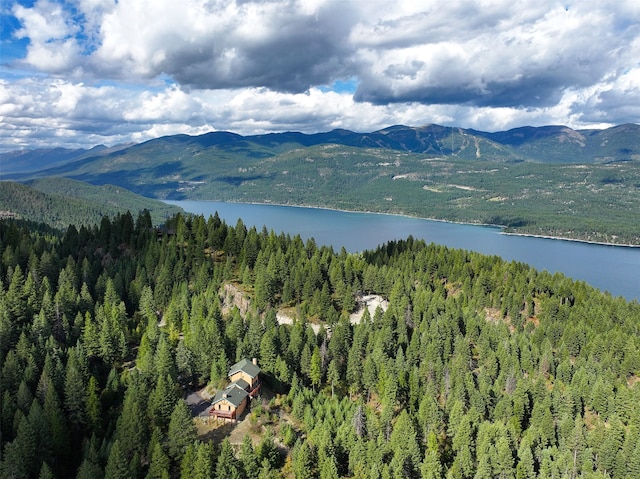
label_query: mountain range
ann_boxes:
[3,123,640,176]
[2,123,640,244]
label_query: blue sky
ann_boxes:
[1,11,27,61]
[1,0,640,151]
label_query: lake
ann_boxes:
[165,200,640,301]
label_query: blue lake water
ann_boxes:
[165,200,640,301]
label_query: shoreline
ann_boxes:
[500,231,640,249]
[167,199,640,248]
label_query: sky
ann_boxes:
[1,0,640,152]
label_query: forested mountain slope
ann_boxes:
[0,179,182,228]
[5,124,640,244]
[5,123,640,168]
[0,144,133,175]
[1,211,639,478]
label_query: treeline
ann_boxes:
[1,210,640,478]
[0,180,181,230]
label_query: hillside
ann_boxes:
[3,123,640,244]
[1,211,640,478]
[5,123,639,171]
[472,123,640,163]
[0,178,182,229]
[0,143,134,174]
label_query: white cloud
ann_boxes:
[4,74,628,152]
[353,2,636,107]
[1,0,640,151]
[12,0,82,73]
[90,0,357,90]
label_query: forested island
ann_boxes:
[1,210,640,478]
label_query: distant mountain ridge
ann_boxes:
[1,143,134,175]
[3,123,640,244]
[3,123,640,174]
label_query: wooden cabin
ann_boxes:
[210,358,261,421]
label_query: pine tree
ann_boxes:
[257,458,279,479]
[154,335,178,382]
[1,414,38,478]
[16,379,34,414]
[28,399,53,469]
[421,431,443,479]
[352,403,366,438]
[76,459,105,479]
[494,436,515,479]
[148,374,178,431]
[389,410,421,478]
[240,435,260,479]
[259,328,279,373]
[179,444,197,479]
[1,390,17,444]
[86,375,102,434]
[175,339,195,382]
[167,400,197,463]
[146,441,171,479]
[7,264,27,324]
[105,440,130,479]
[627,439,640,479]
[38,462,55,479]
[43,383,71,475]
[1,351,23,399]
[327,359,340,398]
[216,438,243,479]
[515,444,535,479]
[114,378,148,460]
[319,454,339,479]
[451,414,475,479]
[310,346,322,390]
[257,428,281,470]
[192,441,215,479]
[292,440,316,479]
[82,312,101,358]
[64,348,87,429]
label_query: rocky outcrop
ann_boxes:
[219,283,252,317]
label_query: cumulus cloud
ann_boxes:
[91,0,358,92]
[3,75,620,151]
[12,0,83,73]
[2,0,640,150]
[352,2,638,108]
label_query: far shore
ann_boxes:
[165,198,640,248]
[501,231,640,249]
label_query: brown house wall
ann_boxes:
[213,397,247,418]
[229,371,256,388]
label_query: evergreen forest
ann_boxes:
[1,209,640,479]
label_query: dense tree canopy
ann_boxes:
[1,211,639,478]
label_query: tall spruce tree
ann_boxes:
[167,400,197,464]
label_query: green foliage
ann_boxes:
[146,441,171,479]
[104,440,130,479]
[1,210,640,478]
[0,179,181,229]
[10,125,640,243]
[167,400,197,464]
[216,438,243,479]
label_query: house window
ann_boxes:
[228,405,231,411]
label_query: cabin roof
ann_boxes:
[211,384,249,408]
[229,378,249,391]
[228,358,260,379]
